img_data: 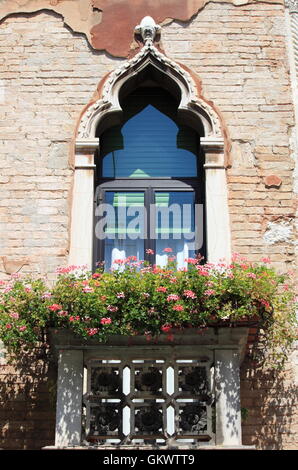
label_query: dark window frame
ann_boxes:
[93,176,206,270]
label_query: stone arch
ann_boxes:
[76,41,223,143]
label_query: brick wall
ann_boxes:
[0,11,122,281]
[0,4,297,449]
[0,342,57,449]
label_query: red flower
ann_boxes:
[166,294,180,302]
[172,304,184,311]
[86,328,98,336]
[92,273,101,279]
[100,317,112,325]
[163,247,173,253]
[185,258,197,264]
[69,315,80,322]
[107,305,118,312]
[161,324,172,333]
[156,286,167,293]
[183,290,196,299]
[48,304,62,311]
[204,289,215,296]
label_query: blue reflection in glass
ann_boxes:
[103,105,197,178]
[155,192,196,269]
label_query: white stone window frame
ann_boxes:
[69,40,231,269]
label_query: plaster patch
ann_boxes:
[263,221,293,245]
[0,0,284,57]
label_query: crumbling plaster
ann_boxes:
[0,0,284,57]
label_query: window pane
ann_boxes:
[103,191,145,270]
[155,192,196,270]
[102,105,198,178]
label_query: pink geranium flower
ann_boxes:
[183,290,196,299]
[100,317,112,325]
[9,312,19,320]
[107,305,118,312]
[92,273,101,279]
[247,273,257,279]
[185,258,198,264]
[48,304,62,311]
[82,286,94,293]
[156,286,167,293]
[42,292,52,299]
[57,310,68,317]
[69,315,80,322]
[86,328,98,336]
[172,304,184,311]
[18,325,27,332]
[204,289,215,296]
[161,324,172,333]
[167,294,180,302]
[260,299,270,309]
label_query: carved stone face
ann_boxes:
[135,16,161,43]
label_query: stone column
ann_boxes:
[201,137,231,263]
[55,350,84,447]
[69,138,98,269]
[285,1,298,196]
[214,349,242,446]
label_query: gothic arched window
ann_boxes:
[94,86,205,271]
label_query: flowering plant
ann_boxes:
[0,253,296,367]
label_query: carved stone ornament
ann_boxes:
[91,367,120,394]
[135,366,163,392]
[135,16,161,44]
[135,405,163,434]
[76,18,223,143]
[179,404,208,434]
[91,405,120,435]
[285,0,298,12]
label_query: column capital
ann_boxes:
[75,138,99,152]
[200,136,225,151]
[285,0,298,13]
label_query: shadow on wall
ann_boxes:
[0,347,57,450]
[240,351,298,450]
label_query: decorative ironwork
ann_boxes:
[90,404,121,436]
[91,367,120,394]
[135,366,162,393]
[84,355,214,446]
[135,405,163,434]
[179,404,208,434]
[178,366,213,403]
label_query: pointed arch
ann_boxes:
[76,43,223,143]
